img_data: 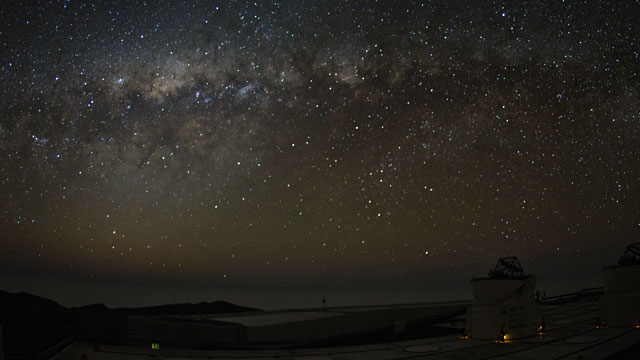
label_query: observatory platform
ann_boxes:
[466,256,542,341]
[53,292,640,360]
[599,242,640,327]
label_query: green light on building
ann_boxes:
[151,343,160,349]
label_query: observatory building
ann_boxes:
[599,242,640,327]
[465,256,542,341]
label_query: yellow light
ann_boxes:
[496,332,512,343]
[494,333,515,343]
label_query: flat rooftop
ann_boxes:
[211,310,337,326]
[207,300,471,326]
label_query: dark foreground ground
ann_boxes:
[3,289,640,359]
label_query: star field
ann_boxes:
[1,0,639,308]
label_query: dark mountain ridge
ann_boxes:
[0,289,260,359]
[0,289,259,315]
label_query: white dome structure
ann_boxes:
[599,242,640,327]
[465,257,542,341]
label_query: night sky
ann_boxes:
[1,0,639,309]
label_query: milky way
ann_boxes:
[1,1,639,308]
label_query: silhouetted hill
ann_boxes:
[117,300,259,316]
[0,289,260,316]
[0,290,260,359]
[0,289,66,315]
[72,303,110,311]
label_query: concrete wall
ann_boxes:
[244,303,467,344]
[127,316,241,347]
